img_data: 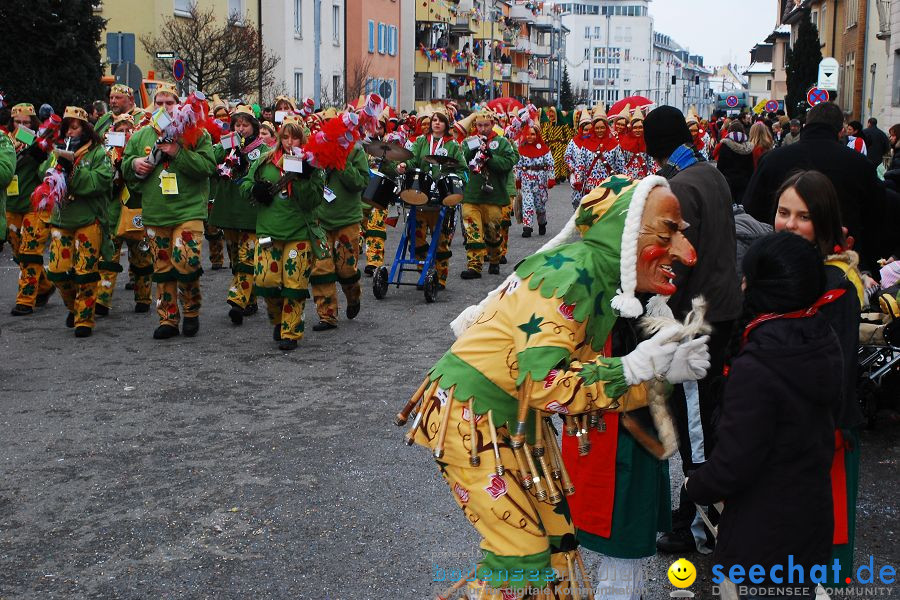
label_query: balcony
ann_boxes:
[532,41,551,56]
[508,3,534,21]
[876,0,891,39]
[513,66,530,84]
[451,15,477,34]
[415,54,453,75]
[416,1,452,22]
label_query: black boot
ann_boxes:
[273,324,283,341]
[228,304,244,325]
[488,263,500,275]
[278,339,298,351]
[153,324,179,339]
[460,269,482,280]
[312,321,337,331]
[539,223,547,236]
[10,304,33,316]
[346,303,361,320]
[74,326,92,338]
[65,312,75,328]
[134,302,150,313]
[521,227,532,238]
[35,287,55,307]
[182,316,200,337]
[94,304,110,316]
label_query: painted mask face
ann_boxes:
[631,120,644,138]
[593,120,607,138]
[688,123,699,135]
[525,127,537,144]
[635,187,696,295]
[614,118,627,135]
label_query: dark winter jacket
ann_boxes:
[863,125,890,167]
[686,315,839,591]
[667,163,742,322]
[743,123,889,273]
[715,138,754,206]
[733,205,773,281]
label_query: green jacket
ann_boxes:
[95,107,145,138]
[210,142,269,231]
[316,144,369,231]
[122,125,216,227]
[462,134,519,205]
[42,142,114,230]
[248,153,326,243]
[6,134,44,214]
[405,135,466,179]
[0,134,15,240]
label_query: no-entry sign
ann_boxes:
[725,95,739,108]
[173,58,185,82]
[807,87,828,107]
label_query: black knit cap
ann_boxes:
[643,105,693,160]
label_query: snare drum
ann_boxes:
[363,170,398,210]
[436,173,464,206]
[399,168,434,206]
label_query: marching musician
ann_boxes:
[40,106,114,337]
[395,107,465,290]
[247,115,325,351]
[123,83,217,340]
[93,84,146,138]
[361,112,392,277]
[459,110,519,280]
[210,105,270,326]
[5,103,57,316]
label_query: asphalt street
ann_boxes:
[0,184,897,599]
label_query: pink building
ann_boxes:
[346,0,403,107]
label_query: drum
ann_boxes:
[436,174,464,206]
[363,170,398,209]
[399,168,434,206]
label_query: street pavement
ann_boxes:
[0,184,897,599]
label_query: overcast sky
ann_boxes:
[647,0,779,66]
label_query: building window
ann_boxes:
[584,26,590,38]
[368,20,375,53]
[294,71,303,99]
[228,0,243,20]
[333,75,341,96]
[846,0,859,27]
[294,0,302,36]
[378,23,386,54]
[389,26,397,56]
[583,69,588,82]
[766,79,772,91]
[174,0,191,15]
[892,52,900,106]
[332,5,340,43]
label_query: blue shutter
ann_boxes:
[368,20,375,53]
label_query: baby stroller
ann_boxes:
[858,288,900,428]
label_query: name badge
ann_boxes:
[283,155,305,173]
[466,137,481,150]
[119,185,130,203]
[105,131,126,148]
[6,174,19,196]
[324,186,336,203]
[160,170,179,195]
[489,140,499,150]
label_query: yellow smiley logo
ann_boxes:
[667,558,697,588]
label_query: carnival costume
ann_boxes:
[514,131,554,233]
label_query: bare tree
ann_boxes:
[343,56,374,105]
[140,4,279,101]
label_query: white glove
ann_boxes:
[621,324,683,386]
[665,335,711,384]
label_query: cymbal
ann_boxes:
[424,154,462,168]
[363,140,413,161]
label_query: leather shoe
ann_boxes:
[364,265,375,276]
[539,223,547,236]
[35,288,55,307]
[153,324,179,339]
[488,263,500,275]
[278,339,298,351]
[66,312,75,328]
[182,316,200,337]
[94,304,110,316]
[656,528,697,554]
[460,269,481,280]
[346,303,361,320]
[312,321,337,331]
[228,305,244,325]
[521,227,532,238]
[243,303,258,316]
[10,304,33,316]
[74,326,92,338]
[273,324,282,341]
[134,303,150,313]
[500,256,507,264]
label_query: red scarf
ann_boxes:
[618,130,646,154]
[740,288,846,347]
[518,130,551,159]
[574,133,601,152]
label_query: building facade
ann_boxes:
[650,32,714,116]
[346,0,403,108]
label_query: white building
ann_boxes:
[650,32,715,116]
[558,0,654,106]
[262,0,346,107]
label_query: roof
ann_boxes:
[743,61,773,75]
[765,24,792,42]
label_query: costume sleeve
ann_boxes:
[511,292,628,415]
[564,141,578,174]
[486,137,518,173]
[290,168,326,212]
[68,146,113,198]
[405,137,425,170]
[212,143,226,164]
[170,132,217,180]
[0,134,15,189]
[333,146,369,192]
[121,128,149,189]
[448,141,466,177]
[684,352,778,504]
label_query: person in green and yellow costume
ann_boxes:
[38,106,114,337]
[123,83,217,339]
[397,174,710,599]
[459,110,519,280]
[540,106,573,183]
[396,107,465,290]
[247,115,326,351]
[210,104,270,325]
[361,111,392,276]
[94,84,146,138]
[5,103,57,316]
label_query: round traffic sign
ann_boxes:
[765,100,779,113]
[725,95,739,108]
[173,59,185,82]
[807,87,828,107]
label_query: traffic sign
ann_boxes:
[725,95,739,108]
[765,100,779,113]
[173,59,185,81]
[817,57,840,92]
[155,51,176,60]
[807,87,829,107]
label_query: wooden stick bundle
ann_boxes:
[468,398,481,467]
[487,410,504,476]
[432,387,456,459]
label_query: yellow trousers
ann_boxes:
[47,222,102,328]
[253,239,313,340]
[414,208,454,287]
[362,207,387,268]
[97,237,153,308]
[499,201,513,260]
[223,229,257,309]
[311,224,361,325]
[147,220,204,327]
[6,210,54,308]
[461,203,502,271]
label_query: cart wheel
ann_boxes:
[424,269,439,303]
[373,266,389,299]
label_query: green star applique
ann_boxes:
[543,253,574,270]
[575,267,594,292]
[575,206,599,228]
[601,175,633,195]
[593,290,606,317]
[518,313,544,341]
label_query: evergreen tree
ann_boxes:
[784,12,823,119]
[0,0,106,110]
[560,66,575,111]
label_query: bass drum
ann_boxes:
[363,170,398,210]
[399,168,434,206]
[436,173,464,206]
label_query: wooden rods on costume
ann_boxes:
[468,398,481,467]
[536,447,561,504]
[532,411,545,457]
[522,442,547,501]
[566,551,583,600]
[511,373,533,448]
[577,415,591,456]
[396,377,432,426]
[512,445,534,489]
[564,415,578,436]
[575,551,596,600]
[432,387,456,459]
[435,567,477,600]
[487,410,504,476]
[404,380,438,446]
[544,418,575,496]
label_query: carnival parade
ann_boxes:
[1,0,899,599]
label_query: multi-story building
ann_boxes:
[765,24,791,102]
[96,0,259,87]
[347,0,403,108]
[880,0,900,126]
[263,0,345,108]
[861,0,892,124]
[558,0,654,107]
[509,1,569,104]
[650,32,714,116]
[743,42,775,108]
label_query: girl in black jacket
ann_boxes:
[686,232,841,600]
